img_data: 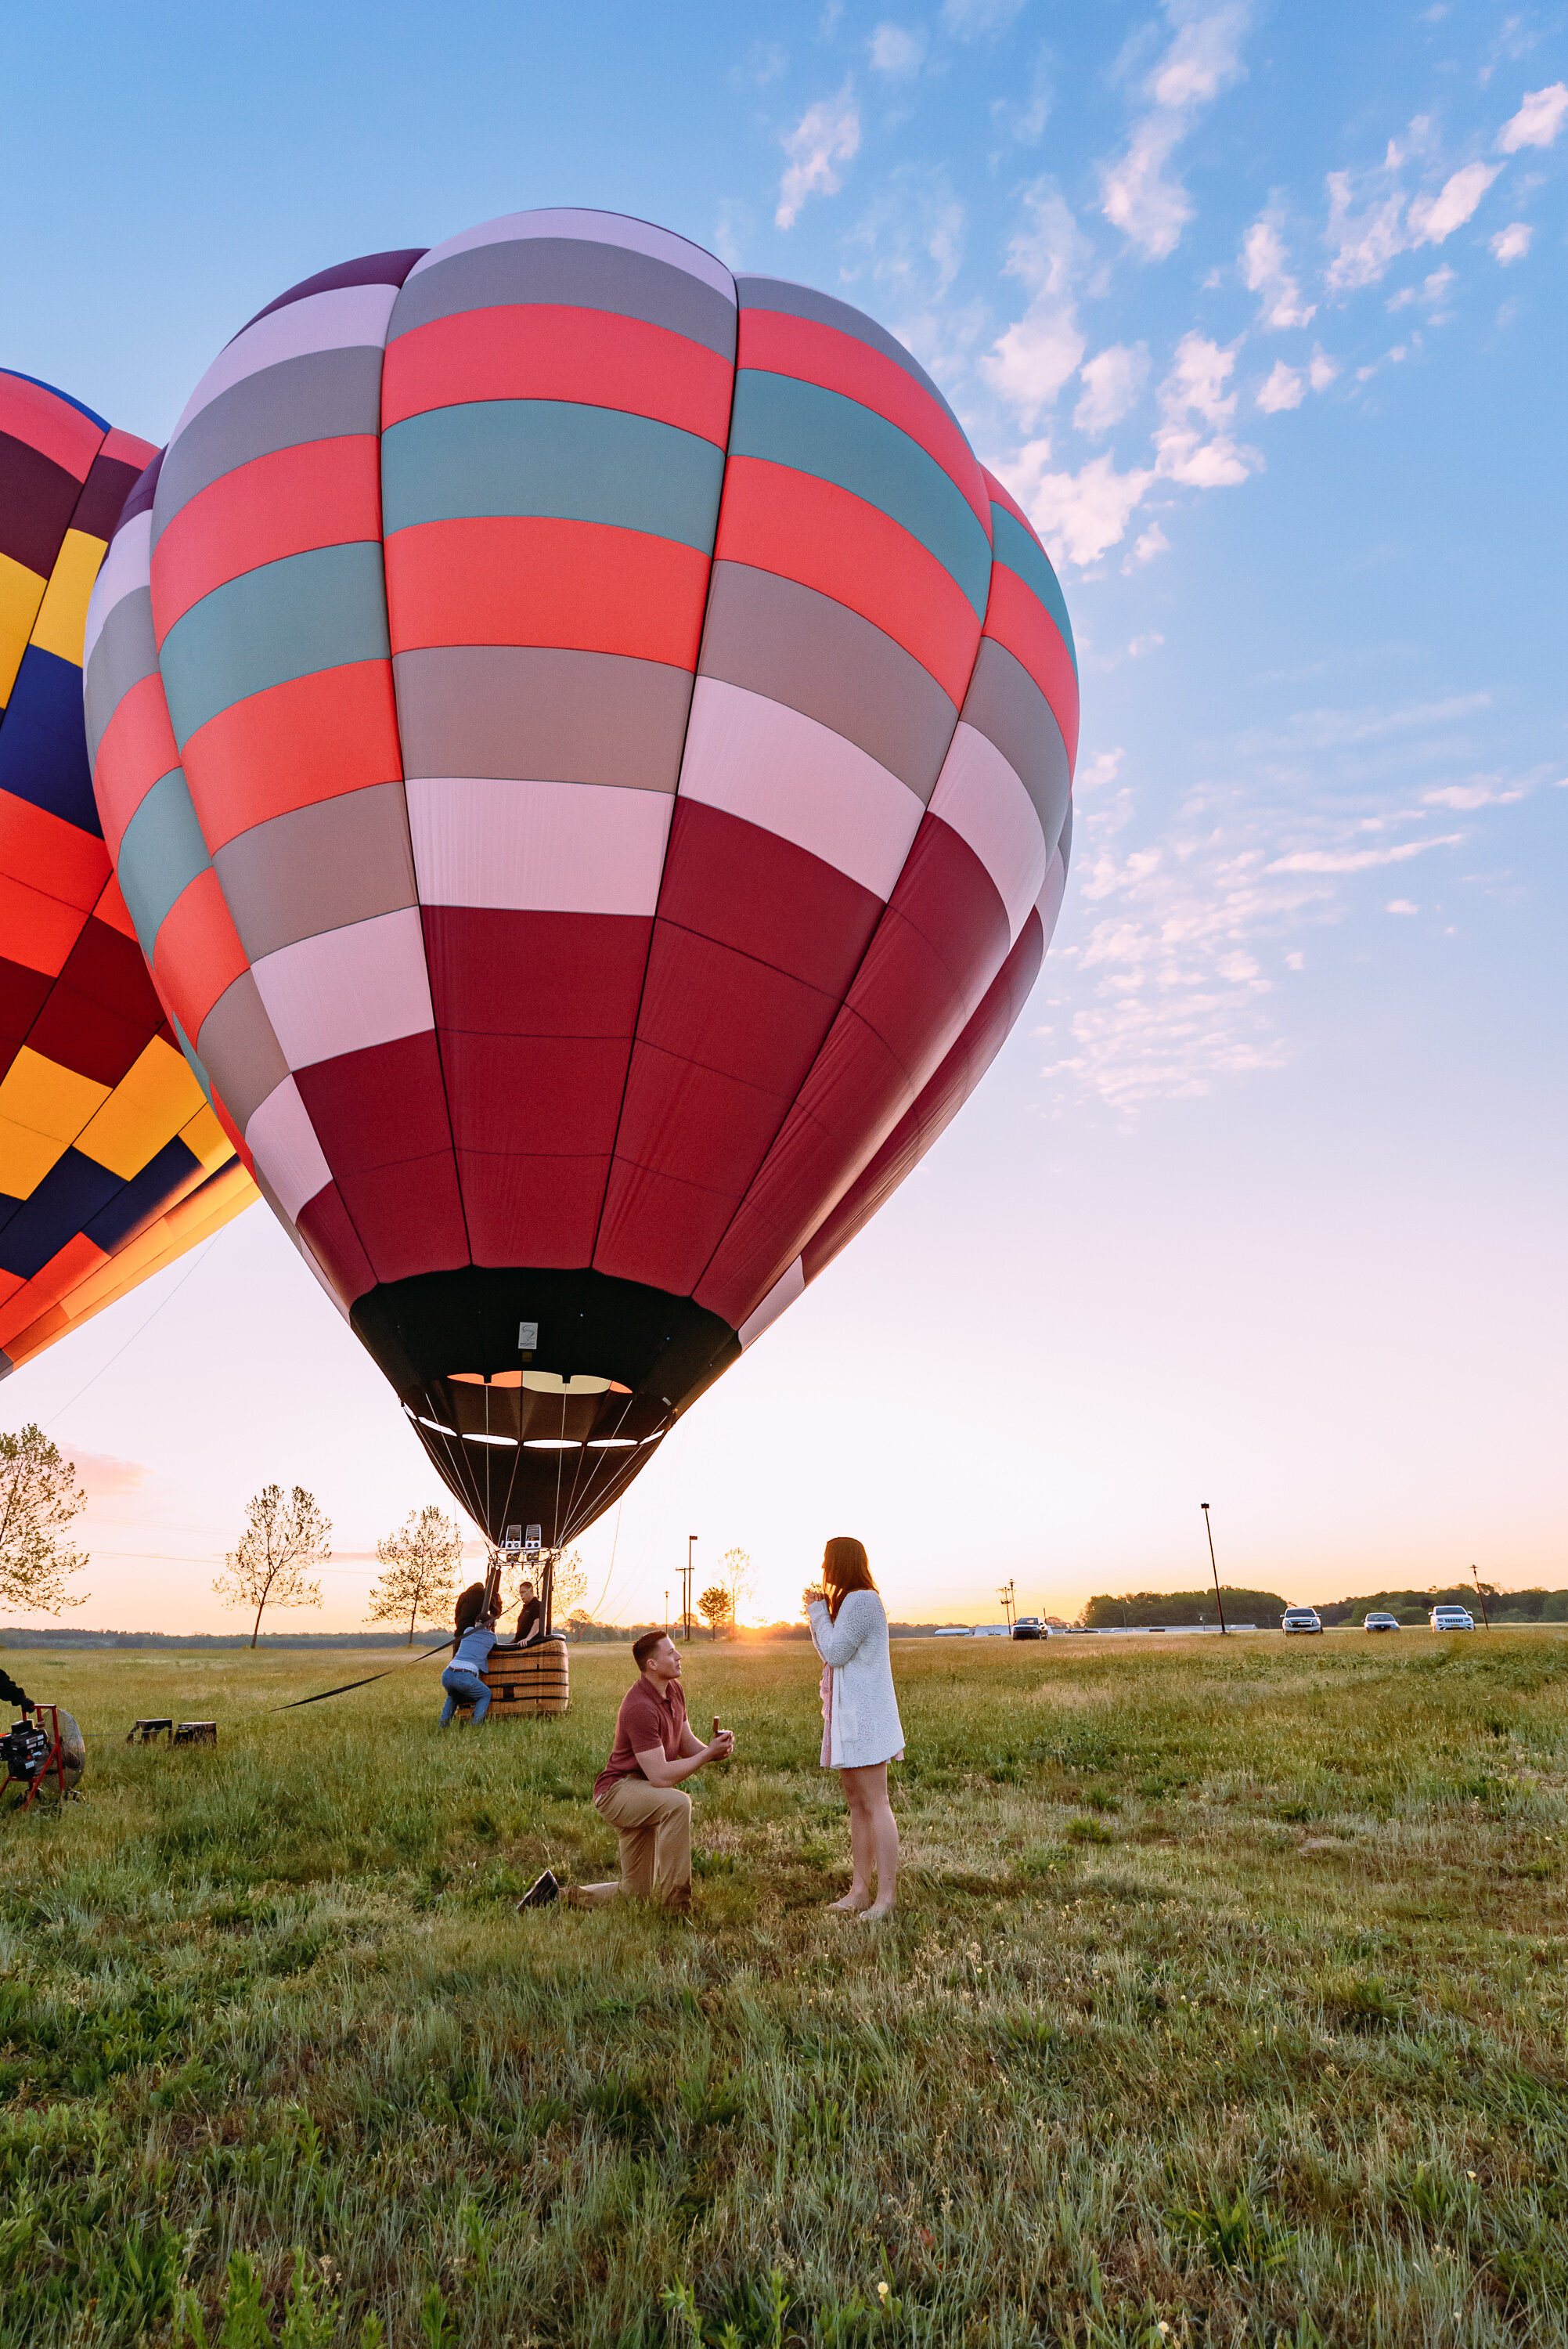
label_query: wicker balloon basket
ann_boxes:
[458,1636,570,1719]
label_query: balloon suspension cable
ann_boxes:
[557,1397,677,1551]
[554,1387,640,1548]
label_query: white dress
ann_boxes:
[809,1590,906,1769]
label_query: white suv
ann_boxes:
[1281,1607,1323,1634]
[1430,1605,1475,1632]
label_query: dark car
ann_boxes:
[1011,1616,1045,1640]
[1363,1612,1400,1633]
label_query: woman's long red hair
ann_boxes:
[822,1537,876,1622]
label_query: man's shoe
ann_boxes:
[517,1870,559,1910]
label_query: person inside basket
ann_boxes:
[806,1536,905,1921]
[439,1584,501,1725]
[512,1578,544,1647]
[569,1633,734,1911]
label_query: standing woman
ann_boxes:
[806,1538,905,1921]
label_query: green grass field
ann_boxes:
[1,1628,1564,2347]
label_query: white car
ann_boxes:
[1281,1607,1323,1634]
[1430,1605,1474,1632]
[1363,1612,1401,1633]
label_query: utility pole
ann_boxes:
[664,1589,669,1637]
[683,1534,697,1643]
[1200,1503,1228,1635]
[1471,1563,1491,1630]
[997,1580,1016,1631]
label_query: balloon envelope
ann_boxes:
[88,214,1076,1541]
[0,371,254,1377]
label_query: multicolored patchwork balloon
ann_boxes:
[86,210,1076,1540]
[0,370,254,1377]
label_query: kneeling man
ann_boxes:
[573,1632,734,1911]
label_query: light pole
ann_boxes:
[685,1535,697,1643]
[664,1589,669,1637]
[1471,1562,1491,1630]
[1200,1503,1227,1635]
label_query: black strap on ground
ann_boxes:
[271,1640,452,1712]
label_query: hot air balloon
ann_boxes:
[86,211,1076,1544]
[0,370,254,1377]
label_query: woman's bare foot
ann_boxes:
[826,1888,872,1914]
[856,1898,896,1923]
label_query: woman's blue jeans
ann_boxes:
[440,1665,490,1724]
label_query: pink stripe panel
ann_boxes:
[406,776,674,916]
[250,908,435,1070]
[678,678,922,901]
[244,1077,332,1221]
[172,284,401,439]
[407,209,735,301]
[926,723,1048,944]
[85,510,152,669]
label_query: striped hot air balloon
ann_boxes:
[0,371,254,1377]
[85,210,1076,1543]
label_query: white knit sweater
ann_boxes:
[809,1590,906,1768]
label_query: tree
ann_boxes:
[566,1609,595,1643]
[0,1424,88,1615]
[549,1547,587,1626]
[722,1546,755,1633]
[214,1485,330,1647]
[698,1585,733,1640]
[367,1505,463,1644]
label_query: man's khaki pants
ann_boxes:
[593,1777,691,1906]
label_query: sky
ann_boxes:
[2,0,1563,1634]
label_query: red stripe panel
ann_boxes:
[335,1151,468,1286]
[802,910,1044,1286]
[0,378,100,481]
[983,565,1079,769]
[459,1150,610,1269]
[294,1032,456,1178]
[297,1180,376,1304]
[385,518,711,669]
[150,869,248,1045]
[982,469,1034,536]
[0,791,110,909]
[92,672,182,860]
[382,305,734,445]
[0,874,88,979]
[150,438,384,638]
[740,308,990,534]
[714,458,980,706]
[92,872,140,942]
[182,661,403,850]
[651,799,882,998]
[0,1235,103,1350]
[693,817,1009,1330]
[0,1268,20,1311]
[103,428,158,470]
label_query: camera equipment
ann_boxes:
[2,1702,85,1810]
[1,1716,50,1784]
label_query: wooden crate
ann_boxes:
[457,1637,570,1718]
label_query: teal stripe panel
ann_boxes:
[730,370,993,620]
[158,542,391,749]
[171,1011,215,1107]
[116,768,211,950]
[381,400,726,550]
[990,507,1076,674]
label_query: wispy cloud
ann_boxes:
[980,184,1087,424]
[1497,82,1568,151]
[776,83,861,229]
[941,0,1026,34]
[1242,210,1315,327]
[1491,221,1532,263]
[869,22,927,78]
[1037,692,1532,1109]
[1073,341,1150,435]
[1099,2,1251,260]
[1408,161,1501,244]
